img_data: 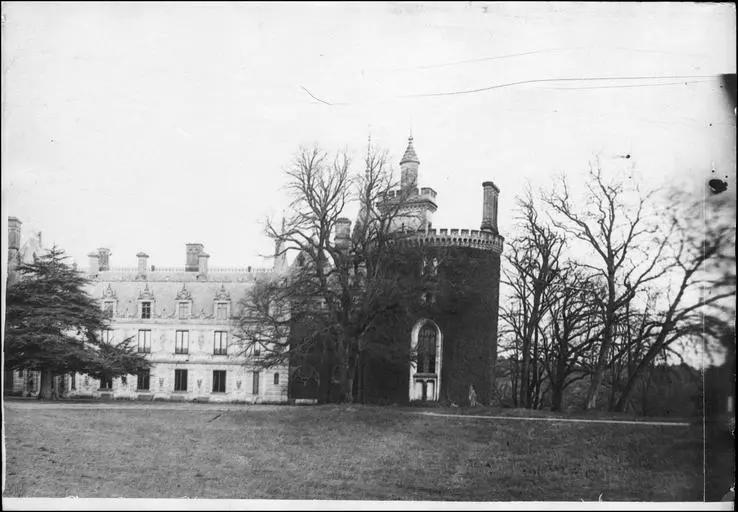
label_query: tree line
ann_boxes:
[498,164,735,412]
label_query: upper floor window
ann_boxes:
[273,373,280,385]
[141,301,152,319]
[175,330,189,354]
[103,301,115,318]
[137,329,151,353]
[213,331,227,355]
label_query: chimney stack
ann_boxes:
[480,181,500,234]
[197,252,210,279]
[186,243,204,272]
[98,248,111,271]
[8,217,21,250]
[136,252,149,279]
[88,252,100,275]
[335,218,352,250]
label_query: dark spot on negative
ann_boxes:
[709,179,728,194]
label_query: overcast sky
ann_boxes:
[2,2,735,269]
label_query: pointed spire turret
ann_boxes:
[400,136,420,165]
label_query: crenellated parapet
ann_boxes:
[393,227,504,254]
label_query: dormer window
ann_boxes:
[178,302,191,320]
[137,284,156,319]
[175,284,193,320]
[215,302,229,320]
[101,284,118,318]
[213,284,231,321]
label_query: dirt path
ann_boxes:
[413,411,691,427]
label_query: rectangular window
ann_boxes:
[137,370,150,391]
[252,371,260,395]
[70,373,76,390]
[215,303,228,320]
[100,376,112,389]
[273,372,280,385]
[103,301,114,318]
[178,302,189,320]
[254,345,261,357]
[174,369,188,392]
[121,375,127,385]
[212,370,226,393]
[175,330,189,354]
[137,330,151,353]
[213,331,227,355]
[101,329,114,343]
[141,301,151,319]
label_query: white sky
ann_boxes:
[1,2,736,269]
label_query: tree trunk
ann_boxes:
[519,340,531,408]
[38,369,55,400]
[334,342,354,404]
[585,312,613,410]
[551,381,564,412]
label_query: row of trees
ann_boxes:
[499,165,735,412]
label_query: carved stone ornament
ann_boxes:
[214,284,231,301]
[137,283,155,301]
[175,283,193,301]
[102,283,117,300]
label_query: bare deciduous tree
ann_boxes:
[234,143,417,403]
[544,164,673,410]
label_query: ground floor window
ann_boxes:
[137,370,150,391]
[212,370,226,393]
[274,372,280,385]
[99,376,113,390]
[70,373,76,390]
[174,369,188,391]
[252,371,260,395]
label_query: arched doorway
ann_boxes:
[409,319,442,402]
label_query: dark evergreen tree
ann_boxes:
[4,246,150,399]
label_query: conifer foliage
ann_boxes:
[4,246,150,399]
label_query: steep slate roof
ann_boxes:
[399,136,420,165]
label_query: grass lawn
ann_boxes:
[2,401,706,501]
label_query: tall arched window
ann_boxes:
[417,324,437,374]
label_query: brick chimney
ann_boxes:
[186,243,204,272]
[136,252,149,279]
[88,252,100,275]
[98,248,111,271]
[480,181,500,234]
[197,252,209,280]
